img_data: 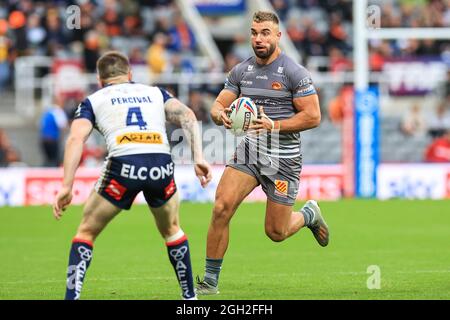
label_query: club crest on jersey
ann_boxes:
[277,67,284,73]
[248,65,254,71]
[272,82,282,90]
[274,180,288,197]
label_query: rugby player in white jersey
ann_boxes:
[196,11,329,295]
[53,51,212,300]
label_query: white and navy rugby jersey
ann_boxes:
[74,82,174,158]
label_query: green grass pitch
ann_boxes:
[1,199,449,300]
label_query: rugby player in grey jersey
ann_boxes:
[196,11,330,295]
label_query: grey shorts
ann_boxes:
[227,142,302,206]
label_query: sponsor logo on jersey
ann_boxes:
[241,80,253,86]
[120,162,174,181]
[256,75,268,80]
[116,132,162,144]
[274,179,289,197]
[105,179,127,200]
[299,77,313,87]
[296,84,316,96]
[272,82,282,90]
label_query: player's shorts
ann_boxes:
[227,141,302,206]
[94,153,177,210]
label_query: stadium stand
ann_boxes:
[0,0,448,166]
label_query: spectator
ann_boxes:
[129,47,145,65]
[0,19,10,92]
[328,89,345,125]
[427,102,450,138]
[39,97,69,167]
[103,0,123,37]
[83,30,100,73]
[79,133,106,168]
[26,13,46,55]
[8,10,28,57]
[329,46,352,73]
[44,8,67,56]
[400,104,427,136]
[146,32,168,74]
[0,129,21,167]
[167,11,196,53]
[424,130,450,162]
[188,90,210,124]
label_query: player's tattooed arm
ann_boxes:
[165,98,203,163]
[165,98,212,187]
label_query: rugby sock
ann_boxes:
[204,257,223,287]
[301,205,315,227]
[65,238,94,300]
[165,229,196,300]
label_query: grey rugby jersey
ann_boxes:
[224,53,317,159]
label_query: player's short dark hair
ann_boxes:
[96,51,130,80]
[253,11,279,25]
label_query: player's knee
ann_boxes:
[265,228,288,242]
[212,199,233,224]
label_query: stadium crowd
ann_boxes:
[0,0,449,166]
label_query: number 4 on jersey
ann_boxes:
[126,107,147,130]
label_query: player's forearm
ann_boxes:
[166,99,204,163]
[277,112,321,133]
[62,136,84,188]
[180,109,204,164]
[210,100,225,126]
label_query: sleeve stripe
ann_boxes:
[158,87,175,103]
[74,98,95,125]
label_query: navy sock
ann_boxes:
[166,235,195,299]
[204,258,223,287]
[65,238,93,300]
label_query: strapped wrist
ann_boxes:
[274,120,281,131]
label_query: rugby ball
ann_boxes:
[227,97,258,136]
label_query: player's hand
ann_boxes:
[53,186,73,220]
[194,160,212,188]
[217,108,232,129]
[249,106,274,134]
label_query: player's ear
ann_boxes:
[96,75,104,88]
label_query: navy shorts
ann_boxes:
[94,153,177,209]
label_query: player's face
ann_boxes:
[251,21,280,60]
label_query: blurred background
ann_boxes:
[0,0,449,204]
